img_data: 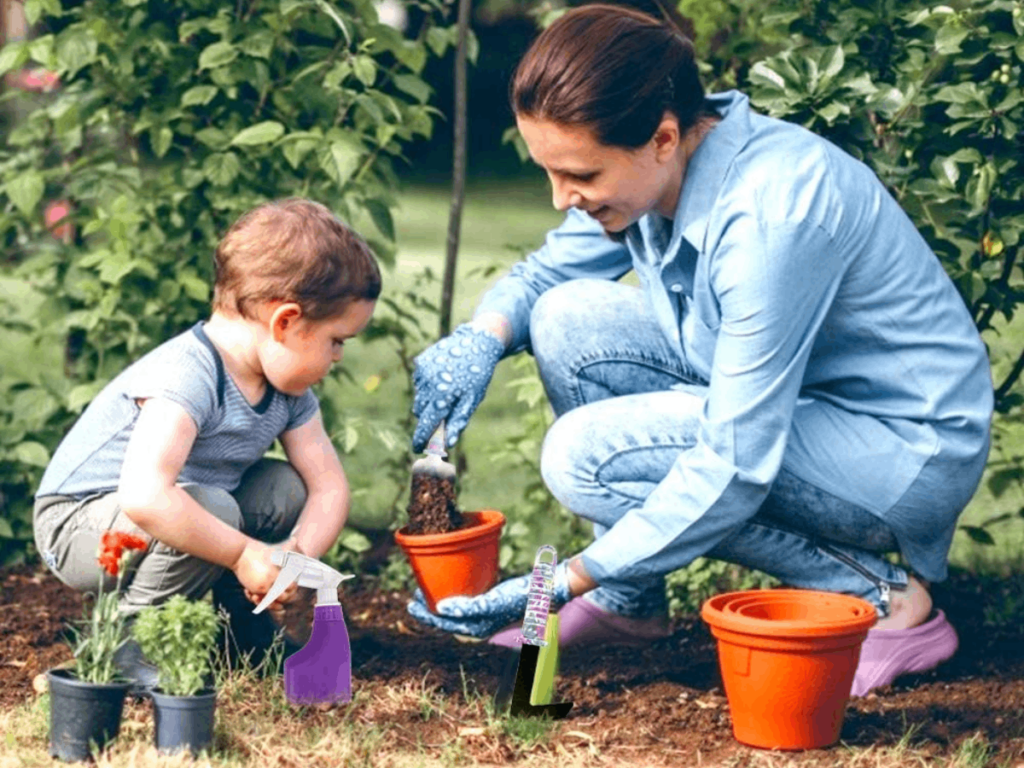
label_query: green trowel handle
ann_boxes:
[529,613,560,706]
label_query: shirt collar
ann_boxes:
[672,90,753,253]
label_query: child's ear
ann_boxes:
[269,302,304,343]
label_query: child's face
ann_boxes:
[261,299,376,395]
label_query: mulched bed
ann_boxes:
[3,562,1024,764]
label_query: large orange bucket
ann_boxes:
[394,510,505,613]
[701,589,877,750]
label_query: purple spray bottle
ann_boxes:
[253,550,355,706]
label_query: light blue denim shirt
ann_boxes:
[476,90,993,588]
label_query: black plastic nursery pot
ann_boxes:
[47,668,130,762]
[151,689,217,756]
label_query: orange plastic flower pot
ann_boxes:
[701,589,877,750]
[394,510,505,613]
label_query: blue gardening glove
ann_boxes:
[411,324,505,452]
[407,562,573,638]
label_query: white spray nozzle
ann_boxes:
[252,549,355,614]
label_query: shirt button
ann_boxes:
[670,283,683,293]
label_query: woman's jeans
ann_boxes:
[529,280,978,619]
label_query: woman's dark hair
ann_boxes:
[511,3,710,148]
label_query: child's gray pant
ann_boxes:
[33,459,306,621]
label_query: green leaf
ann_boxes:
[5,171,45,216]
[203,152,241,186]
[151,126,173,158]
[426,26,450,57]
[178,269,210,301]
[819,45,844,82]
[239,31,275,60]
[338,528,372,553]
[935,24,970,55]
[960,525,995,546]
[971,164,997,211]
[936,156,960,188]
[501,126,529,162]
[907,5,955,26]
[393,74,431,104]
[68,381,105,413]
[0,519,13,538]
[353,55,376,87]
[320,137,363,186]
[815,101,849,124]
[198,41,238,71]
[947,148,983,164]
[56,27,97,76]
[24,0,44,25]
[312,0,353,47]
[181,85,218,107]
[230,121,285,147]
[195,127,230,150]
[934,82,985,105]
[365,199,394,240]
[0,42,29,77]
[749,60,788,93]
[13,441,49,468]
[28,34,56,68]
[280,133,320,169]
[467,28,479,66]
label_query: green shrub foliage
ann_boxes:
[0,0,450,565]
[132,594,221,696]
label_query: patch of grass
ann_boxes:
[946,732,997,768]
[498,713,557,752]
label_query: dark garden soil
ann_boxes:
[3,562,1024,765]
[405,473,464,535]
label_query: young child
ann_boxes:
[33,198,380,691]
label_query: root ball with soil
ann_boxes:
[406,474,464,535]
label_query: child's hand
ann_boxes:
[233,540,298,610]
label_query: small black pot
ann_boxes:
[151,688,217,756]
[47,668,130,762]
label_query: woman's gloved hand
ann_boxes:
[411,324,505,452]
[406,561,573,638]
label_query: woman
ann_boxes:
[406,4,992,696]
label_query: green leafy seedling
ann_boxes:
[132,595,222,696]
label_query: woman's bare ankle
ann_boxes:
[873,574,932,631]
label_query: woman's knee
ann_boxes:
[539,408,597,511]
[530,279,635,360]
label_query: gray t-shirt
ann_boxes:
[36,322,320,499]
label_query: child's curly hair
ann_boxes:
[212,198,382,322]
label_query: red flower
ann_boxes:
[98,531,148,576]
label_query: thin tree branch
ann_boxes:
[439,0,470,340]
[995,346,1024,404]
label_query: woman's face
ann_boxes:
[516,114,681,233]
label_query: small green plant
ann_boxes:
[132,595,222,696]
